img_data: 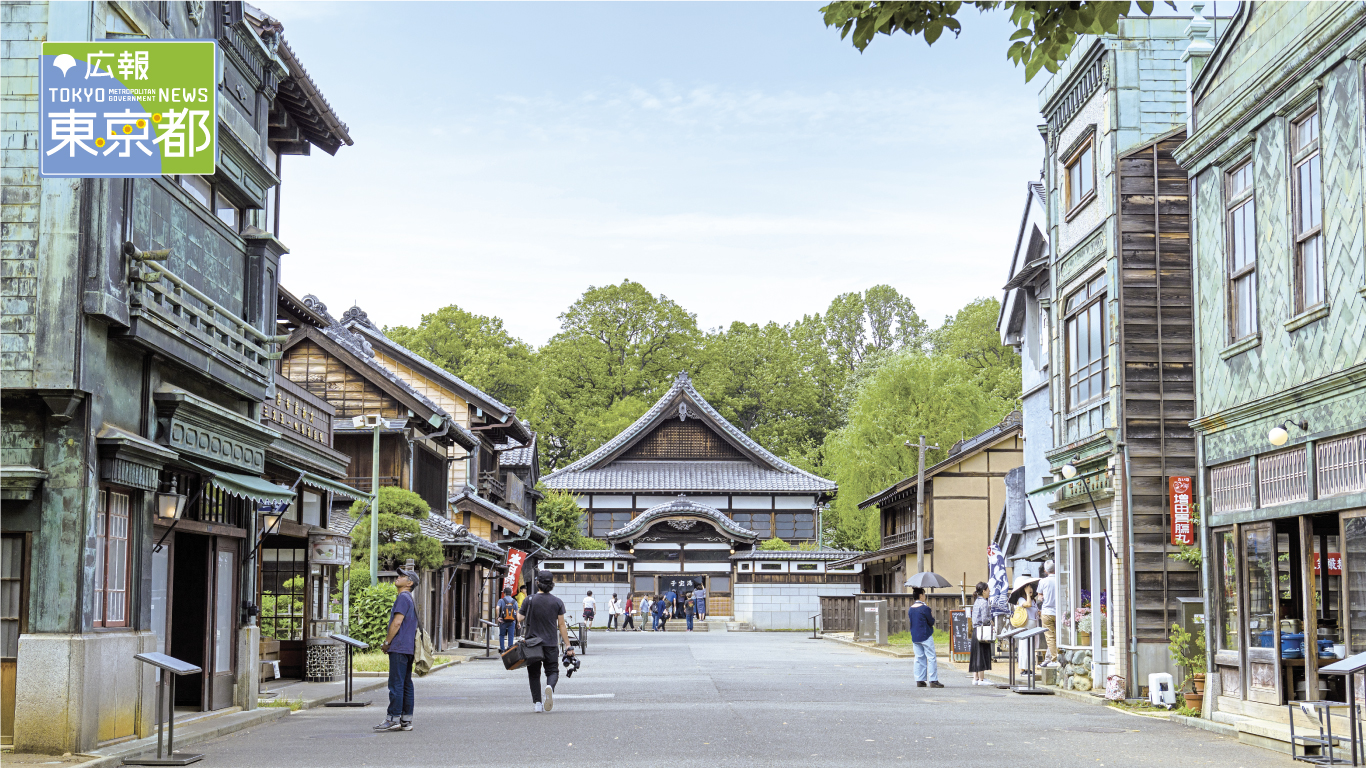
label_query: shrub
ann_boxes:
[759,537,792,551]
[349,582,398,649]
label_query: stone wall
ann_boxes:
[734,583,860,630]
[547,581,631,628]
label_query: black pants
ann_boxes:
[527,650,560,703]
[624,614,634,630]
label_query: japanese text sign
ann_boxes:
[1170,476,1194,546]
[1314,553,1343,576]
[502,548,527,595]
[40,41,217,178]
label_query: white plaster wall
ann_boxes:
[733,583,860,630]
[549,581,631,627]
[1057,90,1108,255]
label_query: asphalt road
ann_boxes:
[194,631,1283,767]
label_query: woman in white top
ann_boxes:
[608,594,621,631]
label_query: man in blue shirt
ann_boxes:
[375,567,420,732]
[908,587,944,688]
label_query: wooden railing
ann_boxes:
[819,593,965,634]
[126,243,286,382]
[478,471,505,500]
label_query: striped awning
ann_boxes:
[189,462,295,505]
[279,463,370,502]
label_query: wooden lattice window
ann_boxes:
[1319,433,1366,498]
[1259,448,1309,507]
[94,488,132,628]
[621,418,743,460]
[1210,460,1254,512]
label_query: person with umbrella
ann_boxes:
[903,572,951,688]
[1008,574,1042,672]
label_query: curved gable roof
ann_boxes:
[542,372,835,493]
[604,498,760,542]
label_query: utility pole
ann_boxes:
[914,434,939,574]
[371,417,381,585]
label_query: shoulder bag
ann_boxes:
[411,595,436,676]
[502,596,547,670]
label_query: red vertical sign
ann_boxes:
[1170,476,1194,546]
[502,547,528,594]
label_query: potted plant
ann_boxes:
[1170,622,1208,709]
[1076,609,1093,644]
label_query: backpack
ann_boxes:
[499,598,518,623]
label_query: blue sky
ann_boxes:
[260,1,1047,345]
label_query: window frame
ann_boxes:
[93,485,135,629]
[1064,275,1108,412]
[1225,159,1258,340]
[1291,108,1324,313]
[1064,137,1097,215]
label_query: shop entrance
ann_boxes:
[168,533,239,711]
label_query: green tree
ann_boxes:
[384,304,538,410]
[820,1,1169,81]
[759,537,793,551]
[349,487,443,573]
[534,487,605,550]
[528,280,702,469]
[929,297,1021,411]
[819,351,1010,550]
[821,285,926,373]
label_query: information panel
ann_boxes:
[40,41,217,178]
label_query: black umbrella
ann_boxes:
[903,571,953,589]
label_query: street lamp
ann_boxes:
[353,413,383,586]
[1268,418,1309,447]
[152,477,189,553]
[1061,455,1081,479]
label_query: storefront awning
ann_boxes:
[279,463,371,502]
[188,462,295,505]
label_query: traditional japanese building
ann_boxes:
[541,372,859,627]
[1,1,349,752]
[1175,0,1366,729]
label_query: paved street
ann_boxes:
[192,632,1280,768]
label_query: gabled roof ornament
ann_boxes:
[678,403,689,421]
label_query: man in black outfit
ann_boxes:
[519,569,576,713]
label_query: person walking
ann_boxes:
[693,583,707,620]
[655,594,670,632]
[519,569,576,713]
[640,594,652,631]
[1038,560,1059,667]
[582,590,597,628]
[374,567,420,732]
[908,588,943,688]
[607,593,620,631]
[969,581,993,685]
[684,591,695,631]
[623,595,635,631]
[496,586,519,653]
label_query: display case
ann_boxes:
[305,532,351,682]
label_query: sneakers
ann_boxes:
[930,681,945,688]
[399,720,413,731]
[543,685,554,712]
[373,719,402,732]
[534,702,544,713]
[916,681,927,688]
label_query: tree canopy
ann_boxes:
[820,1,1168,80]
[348,487,443,573]
[384,304,538,410]
[534,487,607,550]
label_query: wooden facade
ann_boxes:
[1117,131,1200,642]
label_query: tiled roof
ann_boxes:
[342,316,522,429]
[858,413,1023,510]
[449,486,548,540]
[245,8,353,155]
[730,548,856,561]
[543,549,636,560]
[543,372,835,493]
[604,498,760,542]
[498,432,536,468]
[542,460,834,493]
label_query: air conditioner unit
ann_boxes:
[352,414,382,429]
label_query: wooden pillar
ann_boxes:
[1301,514,1319,701]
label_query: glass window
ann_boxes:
[774,513,814,539]
[733,512,771,538]
[591,511,630,538]
[1245,526,1276,649]
[93,488,132,628]
[301,491,321,528]
[1226,160,1258,339]
[215,195,240,231]
[633,575,653,593]
[260,548,305,641]
[1065,278,1107,410]
[711,576,731,592]
[214,550,234,673]
[1215,529,1239,651]
[1345,517,1366,652]
[179,174,211,207]
[1066,139,1095,209]
[1,534,25,658]
[1293,110,1324,312]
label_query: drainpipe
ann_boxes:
[1122,443,1139,697]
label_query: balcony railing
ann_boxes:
[478,471,505,500]
[345,476,401,494]
[127,243,286,382]
[882,530,919,549]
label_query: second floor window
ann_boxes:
[1226,160,1257,340]
[1066,275,1107,410]
[1066,139,1095,211]
[1293,110,1323,312]
[93,488,132,628]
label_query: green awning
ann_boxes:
[1027,467,1107,496]
[189,462,295,505]
[280,464,371,502]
